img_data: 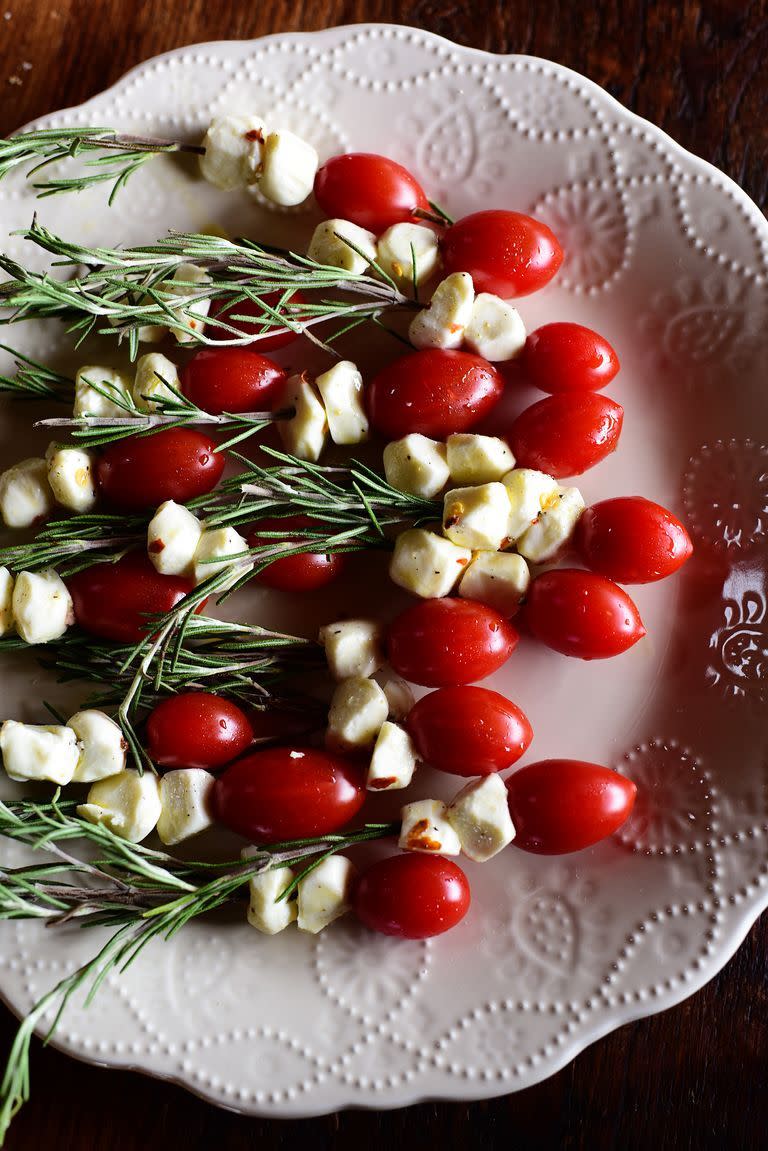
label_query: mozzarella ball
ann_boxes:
[1,721,79,785]
[376,223,440,291]
[78,770,162,843]
[12,569,73,644]
[69,709,127,783]
[383,434,449,499]
[157,768,215,845]
[259,129,318,206]
[458,551,530,616]
[0,568,13,637]
[463,293,526,362]
[408,272,474,350]
[245,860,297,935]
[199,114,267,190]
[389,528,471,599]
[276,373,329,462]
[133,352,181,413]
[446,433,516,486]
[314,360,369,444]
[327,676,388,751]
[398,798,461,855]
[73,366,132,418]
[148,500,203,577]
[0,458,55,528]
[367,722,419,791]
[46,445,98,513]
[319,619,385,681]
[308,219,377,275]
[442,483,511,551]
[516,486,586,563]
[297,855,356,934]
[501,468,559,543]
[447,774,516,862]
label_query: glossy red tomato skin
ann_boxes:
[353,854,471,939]
[575,497,693,584]
[526,569,646,659]
[67,553,196,643]
[368,349,505,440]
[314,153,430,232]
[406,686,532,776]
[441,210,563,297]
[521,323,620,393]
[386,598,519,687]
[506,759,637,854]
[180,347,286,415]
[146,692,253,771]
[508,392,623,478]
[247,515,345,592]
[212,747,366,843]
[95,428,224,511]
[209,290,307,350]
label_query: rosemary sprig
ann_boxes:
[0,342,73,402]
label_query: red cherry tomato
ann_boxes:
[353,854,471,938]
[368,349,504,440]
[314,153,430,232]
[525,569,646,659]
[406,686,532,776]
[212,747,366,843]
[520,323,620,393]
[180,347,286,415]
[146,692,253,771]
[95,428,224,511]
[209,290,307,350]
[247,515,345,592]
[575,497,693,584]
[506,759,637,854]
[386,598,519,687]
[441,210,563,297]
[67,553,196,643]
[508,392,623,478]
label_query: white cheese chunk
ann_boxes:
[376,223,440,291]
[0,458,54,528]
[69,709,127,783]
[0,568,14,637]
[78,770,162,843]
[367,721,419,791]
[389,528,470,599]
[408,272,474,350]
[447,774,516,862]
[501,468,559,543]
[372,667,415,720]
[319,619,385,680]
[194,526,250,588]
[442,483,511,551]
[463,293,526,362]
[199,114,267,190]
[12,569,73,644]
[157,768,215,845]
[327,676,388,751]
[383,434,449,499]
[399,798,461,855]
[73,366,132,418]
[147,500,203,577]
[276,373,329,462]
[447,433,516,485]
[314,360,369,444]
[458,551,530,616]
[245,862,297,935]
[1,721,79,785]
[259,129,319,206]
[46,445,98,513]
[307,218,377,275]
[132,352,181,413]
[517,486,586,563]
[167,264,212,344]
[297,854,356,934]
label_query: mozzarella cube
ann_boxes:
[46,445,98,512]
[148,500,203,576]
[259,129,318,206]
[1,721,79,785]
[199,114,267,190]
[276,373,329,462]
[319,619,384,680]
[367,722,419,791]
[502,468,559,542]
[314,360,369,445]
[168,264,212,344]
[297,855,356,934]
[12,569,73,644]
[69,709,127,783]
[376,223,440,291]
[443,483,511,551]
[458,551,530,616]
[0,458,54,528]
[408,272,474,350]
[399,798,461,855]
[73,366,132,418]
[372,667,415,720]
[78,770,162,843]
[246,863,297,935]
[194,526,250,587]
[0,568,13,636]
[307,219,377,275]
[464,294,526,362]
[133,353,181,413]
[327,676,388,751]
[447,433,516,485]
[446,774,516,862]
[383,434,449,499]
[517,486,586,563]
[157,768,215,845]
[389,528,470,599]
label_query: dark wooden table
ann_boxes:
[1,2,766,1148]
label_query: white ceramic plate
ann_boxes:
[0,24,767,1116]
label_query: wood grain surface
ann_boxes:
[1,2,767,1148]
